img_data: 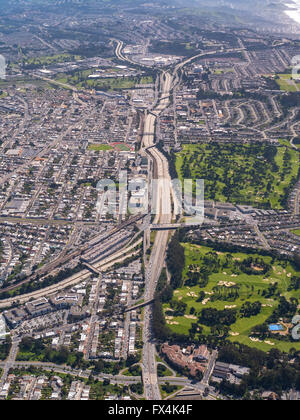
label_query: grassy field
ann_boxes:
[88,143,132,152]
[159,384,184,399]
[88,144,113,151]
[275,74,300,92]
[291,229,300,237]
[213,68,234,75]
[57,69,153,92]
[24,54,82,67]
[163,243,300,353]
[175,143,299,209]
[157,363,173,377]
[122,364,142,377]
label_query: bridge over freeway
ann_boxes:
[150,223,181,231]
[81,261,102,276]
[124,298,155,313]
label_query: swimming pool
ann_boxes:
[269,324,284,332]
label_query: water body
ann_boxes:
[285,0,300,25]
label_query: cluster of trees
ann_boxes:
[168,300,187,317]
[157,364,169,377]
[92,359,124,376]
[161,382,180,396]
[267,296,298,324]
[126,364,142,376]
[152,235,188,342]
[18,337,86,369]
[218,343,300,395]
[263,76,280,91]
[240,301,262,318]
[152,293,173,342]
[156,141,178,180]
[0,336,11,361]
[263,146,279,171]
[68,42,111,58]
[280,92,300,110]
[288,276,300,291]
[211,285,240,302]
[293,137,300,146]
[149,41,198,57]
[239,257,271,276]
[0,264,83,300]
[198,308,237,327]
[130,383,143,395]
[185,268,209,288]
[166,234,185,290]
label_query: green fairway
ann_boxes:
[24,54,82,67]
[164,243,300,353]
[175,143,299,209]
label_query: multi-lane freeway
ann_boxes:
[114,40,225,400]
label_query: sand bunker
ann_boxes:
[202,298,210,305]
[187,292,198,298]
[249,337,262,343]
[218,281,236,287]
[184,315,197,320]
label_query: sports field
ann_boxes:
[88,144,113,151]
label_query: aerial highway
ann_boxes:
[139,71,175,401]
[114,40,209,400]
